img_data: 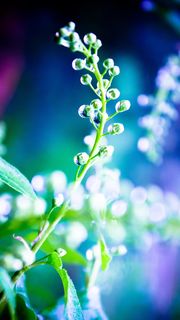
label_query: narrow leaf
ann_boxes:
[0,157,36,199]
[59,269,84,320]
[48,251,84,320]
[0,267,16,318]
[99,236,112,271]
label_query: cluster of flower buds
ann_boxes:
[56,22,131,170]
[137,52,180,164]
[55,22,84,52]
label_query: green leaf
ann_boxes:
[0,157,36,199]
[99,236,112,271]
[59,269,84,320]
[15,295,37,320]
[0,267,16,319]
[62,247,87,268]
[48,251,84,320]
[48,251,63,269]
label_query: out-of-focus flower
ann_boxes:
[137,52,180,164]
[0,194,12,222]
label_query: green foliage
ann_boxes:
[99,236,112,271]
[15,294,37,320]
[48,251,84,320]
[0,21,131,319]
[0,157,36,200]
[0,267,16,319]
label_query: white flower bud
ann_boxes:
[99,145,114,158]
[54,193,64,207]
[88,54,99,64]
[107,88,120,100]
[108,66,120,76]
[108,123,124,135]
[93,112,108,125]
[80,74,92,85]
[56,37,70,48]
[90,99,102,110]
[72,58,85,70]
[83,33,97,45]
[74,152,89,166]
[68,21,75,31]
[70,32,80,43]
[60,26,72,37]
[70,42,82,52]
[78,105,94,118]
[115,100,131,112]
[92,39,102,50]
[103,58,114,69]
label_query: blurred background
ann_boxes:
[0,0,180,319]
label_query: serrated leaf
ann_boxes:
[0,267,16,319]
[99,236,112,271]
[48,251,84,320]
[0,157,36,199]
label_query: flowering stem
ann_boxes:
[1,58,108,294]
[74,62,107,184]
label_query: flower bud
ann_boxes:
[72,58,85,70]
[108,66,120,76]
[80,74,92,85]
[92,39,102,50]
[93,112,101,125]
[68,21,75,31]
[56,36,70,48]
[74,152,89,165]
[103,58,114,69]
[115,100,131,112]
[90,99,102,110]
[54,193,64,207]
[99,145,114,158]
[78,105,94,118]
[107,88,120,100]
[108,123,124,135]
[60,26,72,37]
[70,42,82,52]
[83,33,97,45]
[69,32,80,43]
[90,55,99,64]
[93,112,108,125]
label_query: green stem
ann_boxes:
[1,53,108,298]
[31,201,68,254]
[107,111,118,121]
[87,257,101,289]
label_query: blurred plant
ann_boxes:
[137,52,180,164]
[141,0,180,34]
[0,164,180,318]
[0,22,131,319]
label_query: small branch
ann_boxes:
[88,82,98,95]
[107,111,118,121]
